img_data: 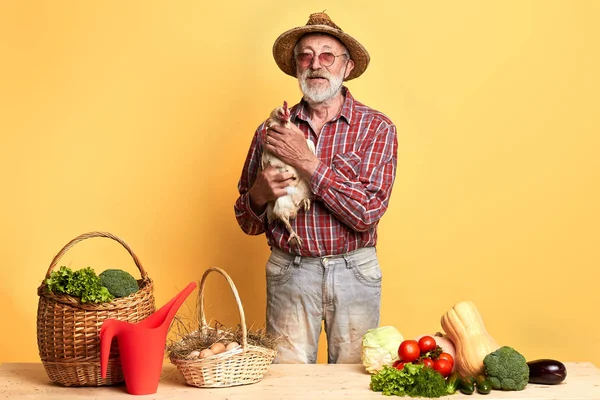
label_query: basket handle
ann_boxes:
[43,231,148,280]
[198,267,248,351]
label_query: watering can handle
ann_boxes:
[99,320,120,379]
[198,267,248,351]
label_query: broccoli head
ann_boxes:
[483,346,529,391]
[99,269,139,298]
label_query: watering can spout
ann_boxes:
[100,281,197,395]
[140,280,197,330]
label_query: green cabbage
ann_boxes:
[361,326,404,374]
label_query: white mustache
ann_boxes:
[304,70,330,80]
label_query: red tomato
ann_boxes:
[420,358,434,368]
[417,335,437,353]
[438,352,454,367]
[398,340,421,362]
[394,361,406,371]
[392,360,402,367]
[433,359,453,377]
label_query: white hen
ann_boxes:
[261,101,316,248]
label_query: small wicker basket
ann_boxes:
[36,231,156,387]
[169,267,277,388]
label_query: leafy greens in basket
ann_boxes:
[46,266,113,303]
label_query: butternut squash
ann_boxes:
[440,301,500,377]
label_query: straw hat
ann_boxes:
[272,12,370,81]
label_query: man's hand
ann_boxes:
[248,165,296,214]
[265,124,319,180]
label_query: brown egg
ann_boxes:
[210,342,226,354]
[226,341,240,351]
[199,348,215,358]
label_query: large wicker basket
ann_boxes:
[36,231,156,387]
[170,267,277,388]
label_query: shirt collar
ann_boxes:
[292,86,354,126]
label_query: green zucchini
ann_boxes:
[459,376,475,395]
[475,375,492,394]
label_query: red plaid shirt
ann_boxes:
[234,87,398,257]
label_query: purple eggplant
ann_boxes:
[527,359,567,384]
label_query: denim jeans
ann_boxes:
[265,246,382,364]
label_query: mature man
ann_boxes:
[234,12,398,364]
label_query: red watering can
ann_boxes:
[100,281,197,395]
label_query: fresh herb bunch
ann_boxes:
[370,364,449,398]
[46,266,114,303]
[405,366,448,397]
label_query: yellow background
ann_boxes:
[1,0,598,368]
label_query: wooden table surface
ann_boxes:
[1,362,599,399]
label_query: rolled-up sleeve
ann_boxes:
[234,125,268,235]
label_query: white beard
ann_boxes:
[299,68,345,104]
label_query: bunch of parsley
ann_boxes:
[46,266,114,303]
[370,363,449,398]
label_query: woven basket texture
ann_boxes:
[36,231,156,387]
[170,267,277,388]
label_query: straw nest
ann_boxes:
[167,316,280,360]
